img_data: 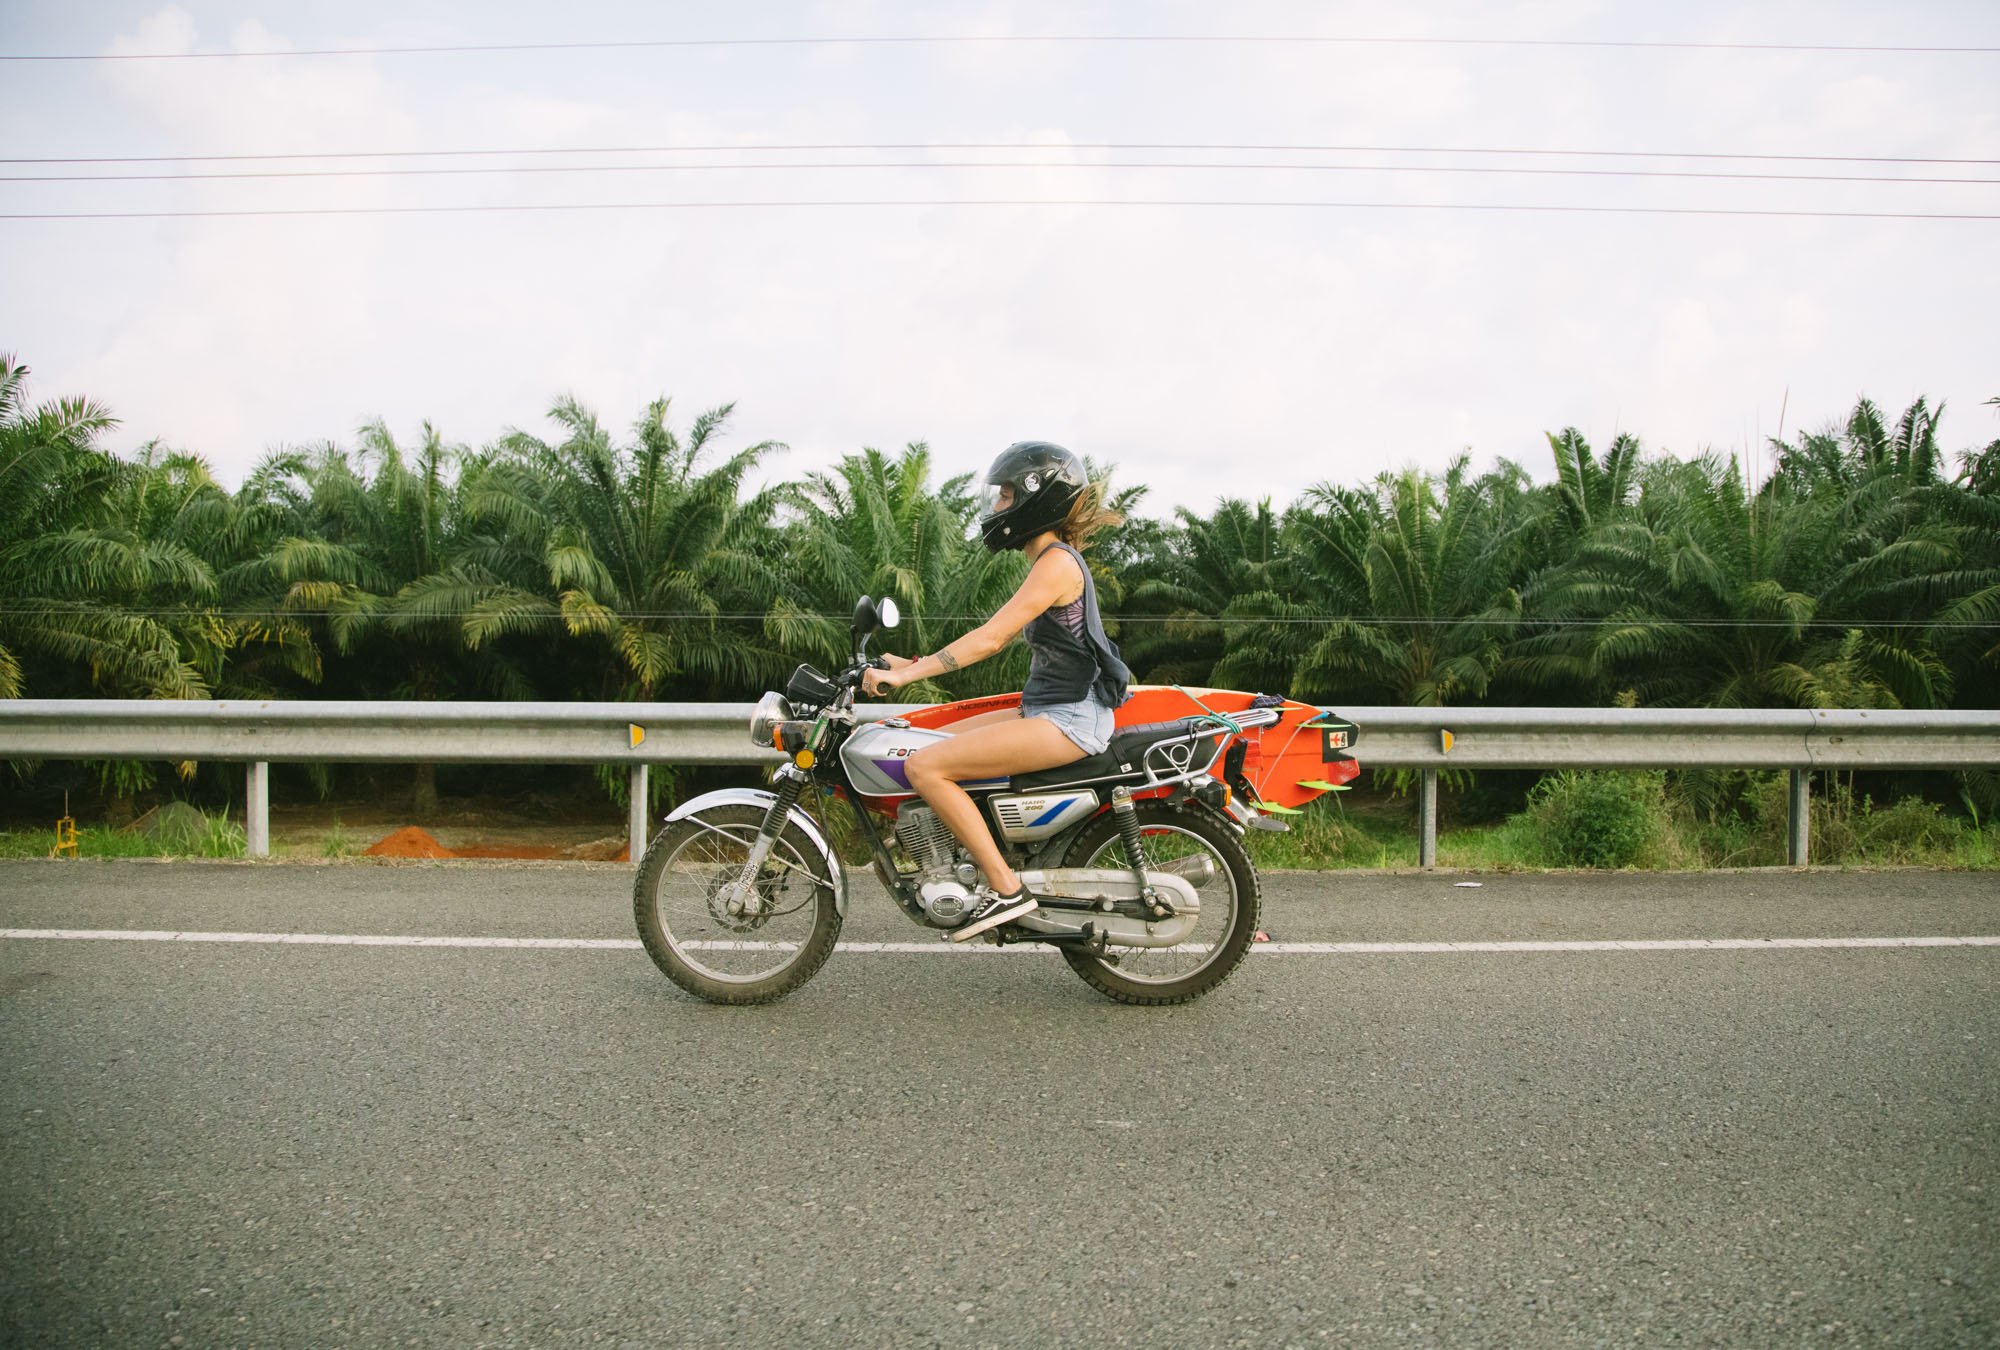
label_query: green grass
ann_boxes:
[1243,799,1416,869]
[0,805,247,860]
[1242,785,2000,871]
[5,788,1992,871]
[321,818,358,859]
[1242,797,1550,870]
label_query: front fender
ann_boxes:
[666,787,848,918]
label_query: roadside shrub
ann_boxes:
[158,804,247,858]
[1749,774,1973,864]
[1245,793,1421,869]
[322,819,356,858]
[1526,771,1670,868]
[1854,794,1961,862]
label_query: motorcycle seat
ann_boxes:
[1009,716,1223,792]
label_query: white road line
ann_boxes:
[2,929,1998,954]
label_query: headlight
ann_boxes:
[749,691,793,747]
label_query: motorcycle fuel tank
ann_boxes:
[840,720,1008,798]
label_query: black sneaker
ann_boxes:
[948,886,1038,943]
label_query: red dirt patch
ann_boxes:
[360,825,624,861]
[362,825,455,859]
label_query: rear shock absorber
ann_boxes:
[1111,786,1172,918]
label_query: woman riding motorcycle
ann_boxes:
[860,442,1133,942]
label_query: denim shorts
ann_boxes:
[1023,698,1115,756]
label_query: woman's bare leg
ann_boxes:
[906,716,1085,895]
[938,708,1023,734]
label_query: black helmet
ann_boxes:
[977,441,1086,552]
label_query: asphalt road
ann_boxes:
[2,861,1995,1348]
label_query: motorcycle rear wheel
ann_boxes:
[1057,801,1260,1005]
[633,804,842,1005]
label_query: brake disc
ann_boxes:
[705,871,784,933]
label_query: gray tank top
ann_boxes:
[1020,541,1133,712]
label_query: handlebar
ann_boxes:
[829,654,891,703]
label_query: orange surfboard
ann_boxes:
[900,686,1358,812]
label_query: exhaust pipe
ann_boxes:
[1155,854,1217,888]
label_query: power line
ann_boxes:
[1,606,1991,631]
[4,199,1994,222]
[5,160,1994,187]
[4,34,1997,61]
[7,141,1996,167]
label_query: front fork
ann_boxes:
[723,765,809,917]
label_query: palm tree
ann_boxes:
[1962,398,2000,497]
[0,355,209,700]
[1525,452,1917,709]
[1770,396,1963,711]
[230,422,527,809]
[1547,427,1641,541]
[772,443,1028,700]
[1273,458,1540,707]
[462,395,787,701]
[1118,498,1287,688]
[100,440,327,699]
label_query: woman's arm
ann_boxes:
[864,548,1083,694]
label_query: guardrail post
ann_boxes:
[1788,769,1810,866]
[628,763,648,864]
[245,761,269,858]
[1418,768,1438,869]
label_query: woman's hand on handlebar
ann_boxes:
[860,652,911,698]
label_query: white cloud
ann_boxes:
[2,0,1994,514]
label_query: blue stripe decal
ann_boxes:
[1029,800,1071,827]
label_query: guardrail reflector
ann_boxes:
[1440,729,1455,754]
[628,724,646,750]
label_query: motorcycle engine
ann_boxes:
[893,802,955,872]
[917,880,972,924]
[895,804,975,924]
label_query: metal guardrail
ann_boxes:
[1330,705,2000,771]
[1,699,1993,865]
[1334,705,1998,867]
[0,699,911,860]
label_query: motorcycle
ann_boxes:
[633,595,1355,1006]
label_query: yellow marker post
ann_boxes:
[50,793,79,859]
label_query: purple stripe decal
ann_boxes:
[868,759,1008,793]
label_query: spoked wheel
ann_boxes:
[1058,801,1260,1005]
[633,804,842,1005]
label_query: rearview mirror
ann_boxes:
[851,595,900,645]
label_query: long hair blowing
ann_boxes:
[1056,481,1123,552]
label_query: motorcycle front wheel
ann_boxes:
[633,804,842,1005]
[1058,801,1261,1005]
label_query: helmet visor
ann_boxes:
[976,479,1013,517]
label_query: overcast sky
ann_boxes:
[2,1,1996,516]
